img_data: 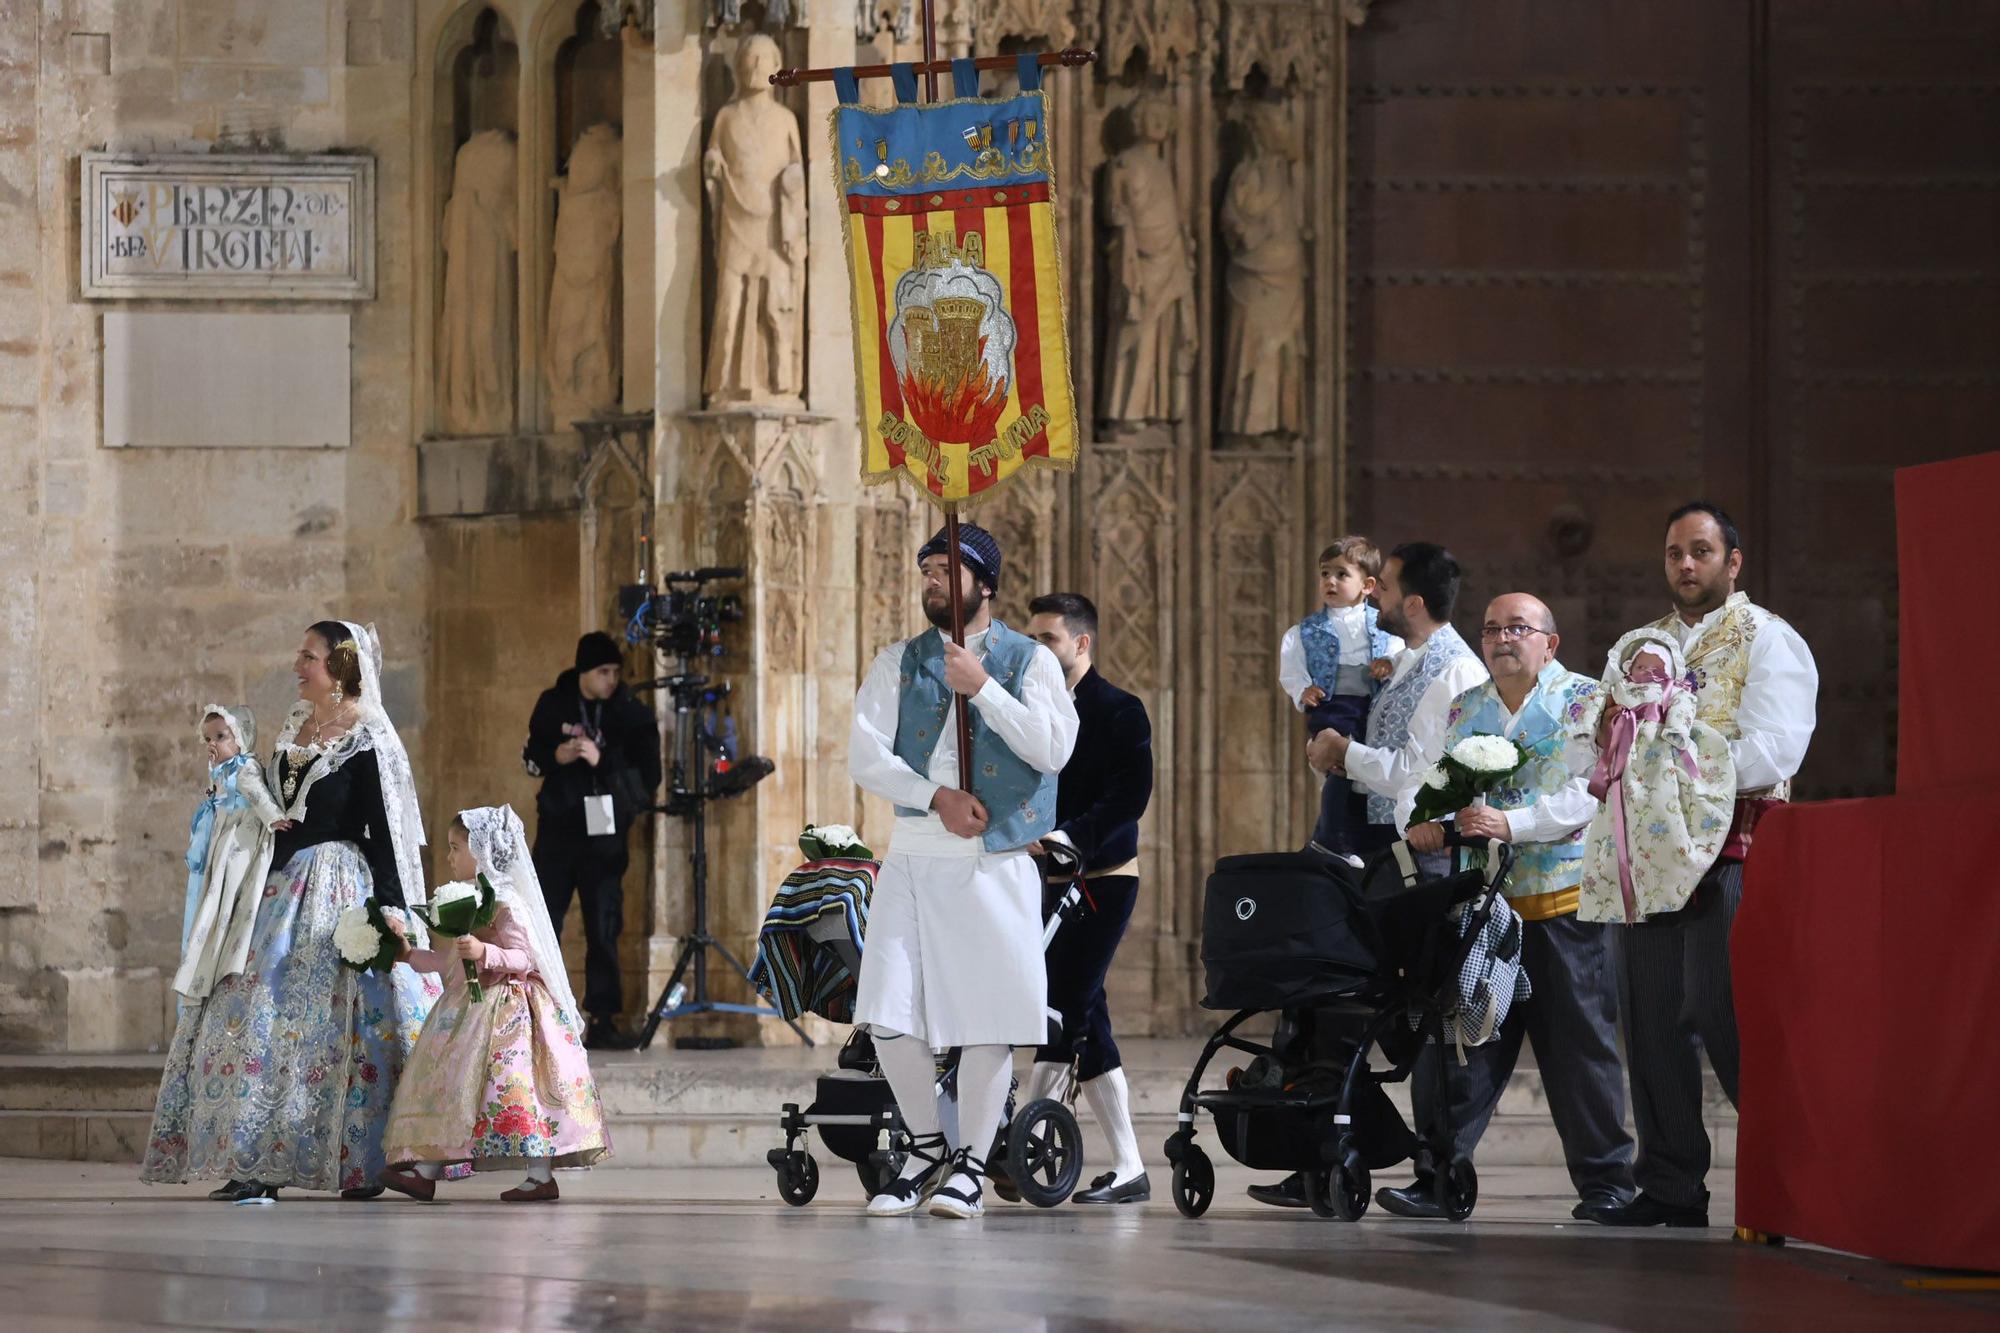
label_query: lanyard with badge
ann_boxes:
[573,699,617,837]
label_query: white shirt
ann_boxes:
[848,626,1080,857]
[1667,601,1819,792]
[1340,634,1489,833]
[1404,673,1600,842]
[1277,606,1405,710]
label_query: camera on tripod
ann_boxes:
[620,567,776,812]
[620,566,799,1049]
[621,566,746,662]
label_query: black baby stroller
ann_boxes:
[765,844,1094,1208]
[1163,831,1517,1221]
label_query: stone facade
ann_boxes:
[2,0,1362,1052]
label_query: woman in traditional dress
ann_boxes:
[141,620,441,1202]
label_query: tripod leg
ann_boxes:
[710,938,816,1047]
[637,935,700,1051]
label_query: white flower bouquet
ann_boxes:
[414,874,498,1000]
[334,898,402,975]
[1409,733,1529,824]
[798,823,875,862]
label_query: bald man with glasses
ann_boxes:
[1372,592,1637,1222]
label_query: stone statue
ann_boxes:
[439,128,519,436]
[546,123,623,427]
[704,34,806,405]
[1219,104,1305,438]
[1101,95,1196,426]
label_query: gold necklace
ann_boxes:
[283,704,355,800]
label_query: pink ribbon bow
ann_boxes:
[1589,656,1699,923]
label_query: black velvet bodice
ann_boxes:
[272,745,405,909]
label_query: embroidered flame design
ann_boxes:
[899,335,1009,444]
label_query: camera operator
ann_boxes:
[524,631,662,1051]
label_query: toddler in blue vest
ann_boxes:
[1278,536,1403,854]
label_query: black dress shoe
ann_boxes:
[584,1021,640,1052]
[1246,1173,1308,1208]
[1375,1179,1448,1220]
[1572,1193,1635,1224]
[1588,1191,1709,1228]
[340,1185,386,1201]
[1072,1171,1152,1204]
[207,1178,255,1202]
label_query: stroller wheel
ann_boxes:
[1171,1147,1215,1218]
[856,1147,905,1199]
[1304,1161,1371,1221]
[1433,1158,1477,1222]
[777,1150,820,1206]
[1006,1098,1084,1208]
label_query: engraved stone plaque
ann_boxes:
[81,152,375,300]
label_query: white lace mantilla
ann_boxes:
[273,620,429,908]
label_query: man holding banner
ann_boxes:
[848,524,1078,1219]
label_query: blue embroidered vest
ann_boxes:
[891,621,1058,852]
[1442,661,1598,911]
[1298,604,1395,698]
[1362,623,1478,826]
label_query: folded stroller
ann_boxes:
[1164,831,1517,1222]
[763,845,1093,1208]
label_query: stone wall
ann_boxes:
[1,1,431,1051]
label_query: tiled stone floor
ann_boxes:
[2,1158,1993,1331]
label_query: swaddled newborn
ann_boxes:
[1570,630,1736,924]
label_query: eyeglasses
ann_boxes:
[1479,625,1553,641]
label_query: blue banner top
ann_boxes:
[834,89,1052,196]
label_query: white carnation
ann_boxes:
[1421,764,1449,790]
[333,905,383,967]
[430,880,478,908]
[1449,734,1520,774]
[808,823,863,850]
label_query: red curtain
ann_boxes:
[1734,451,2000,1270]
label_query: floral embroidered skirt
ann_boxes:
[140,843,444,1192]
[381,974,609,1171]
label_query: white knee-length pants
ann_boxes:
[853,847,1047,1048]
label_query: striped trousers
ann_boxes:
[1615,859,1743,1208]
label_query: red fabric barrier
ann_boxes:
[1896,452,2000,794]
[1734,794,2000,1269]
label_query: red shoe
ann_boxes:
[500,1179,559,1203]
[377,1167,436,1202]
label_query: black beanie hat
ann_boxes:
[575,631,623,673]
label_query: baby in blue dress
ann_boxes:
[175,706,286,1006]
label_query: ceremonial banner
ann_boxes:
[830,57,1079,507]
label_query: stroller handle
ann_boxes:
[1441,828,1514,890]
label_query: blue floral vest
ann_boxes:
[1442,661,1599,910]
[891,621,1057,853]
[1298,604,1396,698]
[1362,624,1478,826]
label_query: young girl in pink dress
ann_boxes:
[378,804,609,1202]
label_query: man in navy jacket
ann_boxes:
[1019,592,1155,1204]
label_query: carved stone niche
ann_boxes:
[1101,0,1199,83]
